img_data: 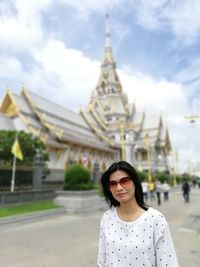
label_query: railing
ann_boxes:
[0,190,55,206]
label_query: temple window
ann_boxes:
[141,151,147,161]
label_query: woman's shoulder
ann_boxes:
[101,207,116,221]
[147,207,168,225]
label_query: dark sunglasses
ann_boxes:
[109,176,132,190]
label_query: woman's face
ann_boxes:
[109,170,136,203]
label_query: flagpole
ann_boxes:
[11,132,19,192]
[11,154,16,192]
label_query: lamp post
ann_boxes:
[175,150,179,176]
[184,114,199,180]
[120,118,125,161]
[187,159,192,181]
[135,145,142,172]
[32,149,44,190]
[170,150,177,187]
[144,131,152,184]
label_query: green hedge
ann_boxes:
[0,168,32,190]
[63,165,94,190]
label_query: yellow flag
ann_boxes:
[11,139,23,160]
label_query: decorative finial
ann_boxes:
[21,82,26,93]
[21,82,25,88]
[105,13,111,50]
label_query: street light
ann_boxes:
[184,114,198,179]
[184,114,199,123]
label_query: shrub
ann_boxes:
[137,171,148,182]
[63,165,94,190]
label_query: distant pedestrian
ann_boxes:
[155,180,162,205]
[98,161,180,267]
[148,181,156,201]
[141,180,148,201]
[192,179,196,188]
[197,179,200,189]
[182,181,190,203]
[162,181,171,201]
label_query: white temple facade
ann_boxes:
[0,15,172,181]
[81,15,172,174]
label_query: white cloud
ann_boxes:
[132,0,200,45]
[60,0,122,15]
[0,0,53,52]
[174,58,200,84]
[119,68,188,115]
[0,56,23,79]
[167,0,200,45]
[25,39,100,110]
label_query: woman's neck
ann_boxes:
[118,199,140,214]
[117,199,145,222]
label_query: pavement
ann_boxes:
[0,186,199,267]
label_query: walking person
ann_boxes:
[155,180,163,205]
[162,181,171,202]
[192,178,196,188]
[182,180,190,203]
[97,161,180,267]
[148,180,156,202]
[141,180,148,202]
[197,178,200,189]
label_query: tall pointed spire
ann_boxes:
[92,13,125,100]
[105,13,112,52]
[102,14,115,67]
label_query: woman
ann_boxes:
[97,161,179,267]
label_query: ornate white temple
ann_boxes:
[0,15,172,181]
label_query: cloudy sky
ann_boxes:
[0,0,200,173]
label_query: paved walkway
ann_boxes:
[0,187,199,267]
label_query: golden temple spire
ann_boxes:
[102,13,115,67]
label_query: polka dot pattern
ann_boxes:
[97,207,180,267]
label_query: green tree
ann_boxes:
[154,171,172,184]
[0,130,48,165]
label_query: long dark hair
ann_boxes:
[101,161,148,210]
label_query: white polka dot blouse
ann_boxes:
[98,207,180,267]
